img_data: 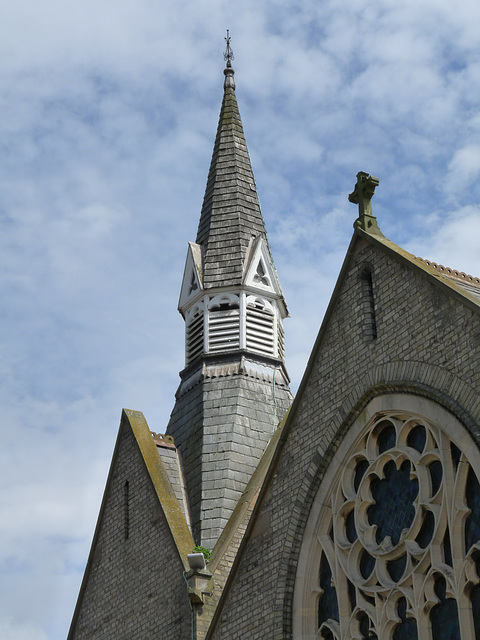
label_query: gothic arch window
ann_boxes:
[359,265,377,340]
[293,394,480,640]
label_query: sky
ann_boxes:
[1,1,480,638]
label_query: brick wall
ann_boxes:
[69,420,192,640]
[209,234,480,639]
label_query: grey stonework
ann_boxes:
[207,230,480,639]
[196,66,269,289]
[68,418,192,640]
[156,442,191,527]
[167,360,292,550]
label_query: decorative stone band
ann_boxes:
[176,356,290,398]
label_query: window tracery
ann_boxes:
[294,399,480,640]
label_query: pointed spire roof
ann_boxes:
[196,57,270,288]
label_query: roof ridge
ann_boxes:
[415,257,480,288]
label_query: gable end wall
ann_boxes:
[209,235,480,640]
[69,420,192,640]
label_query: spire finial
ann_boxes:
[223,30,235,90]
[224,29,234,68]
[349,171,382,234]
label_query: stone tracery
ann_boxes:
[294,399,480,640]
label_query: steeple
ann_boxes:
[167,38,292,550]
[196,41,269,288]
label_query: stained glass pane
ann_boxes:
[431,577,461,640]
[451,442,461,470]
[360,549,375,579]
[368,460,418,546]
[354,458,369,492]
[387,554,407,582]
[348,579,356,610]
[377,423,396,453]
[429,460,443,496]
[471,583,480,640]
[415,510,435,548]
[407,425,426,453]
[393,598,418,640]
[443,526,453,567]
[465,466,480,552]
[358,612,370,639]
[346,509,357,543]
[318,553,339,629]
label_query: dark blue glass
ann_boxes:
[471,581,480,639]
[360,549,375,579]
[451,442,461,470]
[429,461,443,496]
[346,510,357,543]
[348,579,356,610]
[443,526,453,567]
[431,576,461,640]
[387,554,407,582]
[393,598,418,640]
[415,510,435,549]
[358,612,377,639]
[465,466,480,553]
[368,460,418,545]
[377,423,396,453]
[318,553,339,630]
[407,425,426,453]
[354,458,369,492]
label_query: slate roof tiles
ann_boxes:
[196,68,269,288]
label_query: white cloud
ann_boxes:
[2,1,480,639]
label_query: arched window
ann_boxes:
[293,395,480,639]
[359,266,377,340]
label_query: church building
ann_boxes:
[68,39,480,640]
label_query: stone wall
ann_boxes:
[168,368,292,549]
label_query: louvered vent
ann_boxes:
[208,302,240,353]
[277,320,285,360]
[186,308,204,365]
[246,301,275,357]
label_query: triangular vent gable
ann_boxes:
[243,236,283,297]
[178,242,203,313]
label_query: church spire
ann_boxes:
[168,41,292,549]
[196,34,269,288]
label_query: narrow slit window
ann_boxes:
[124,480,130,540]
[360,267,377,340]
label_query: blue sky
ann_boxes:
[2,1,480,638]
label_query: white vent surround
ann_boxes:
[208,294,240,354]
[246,297,275,357]
[184,292,285,365]
[185,304,204,365]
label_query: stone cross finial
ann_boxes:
[349,171,381,233]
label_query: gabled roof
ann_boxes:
[196,64,270,288]
[364,231,480,312]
